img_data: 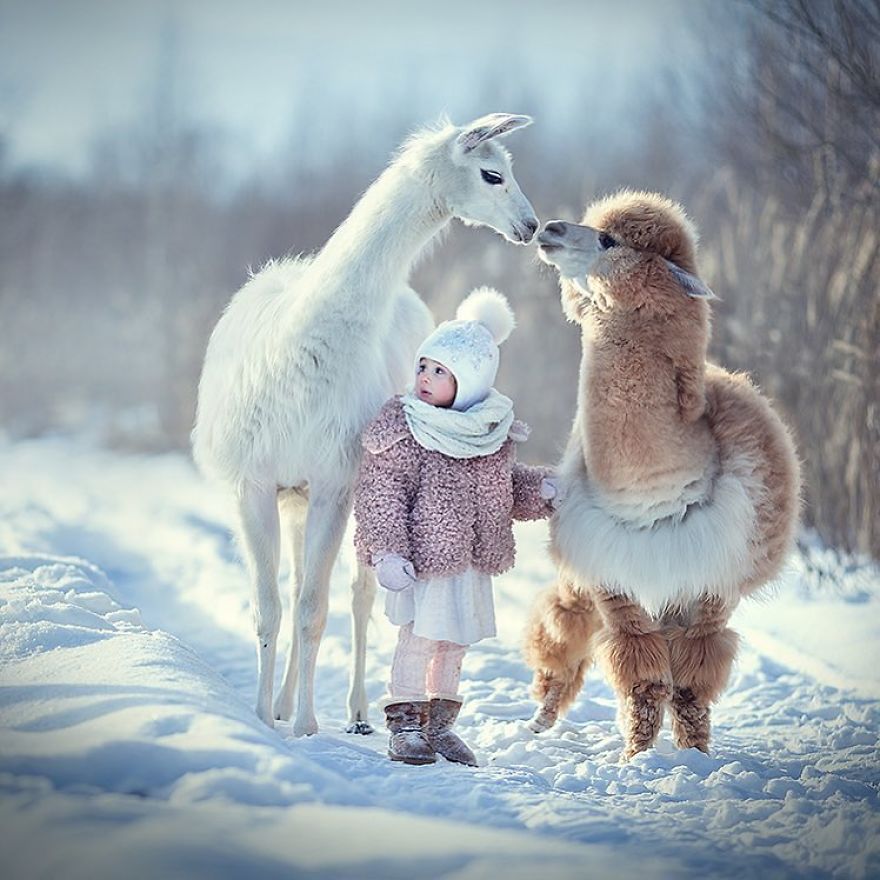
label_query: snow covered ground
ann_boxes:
[1,436,878,879]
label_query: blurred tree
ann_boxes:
[697,0,880,557]
[717,0,880,204]
[750,0,879,198]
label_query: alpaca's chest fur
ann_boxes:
[553,319,778,615]
[552,354,800,615]
[580,319,715,500]
[552,424,758,616]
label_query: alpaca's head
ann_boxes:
[401,113,539,245]
[537,190,715,323]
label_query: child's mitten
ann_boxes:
[373,553,417,592]
[540,476,566,509]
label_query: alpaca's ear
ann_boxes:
[457,113,533,153]
[664,259,717,300]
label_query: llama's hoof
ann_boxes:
[527,706,558,733]
[345,720,374,735]
[273,700,294,722]
[256,707,276,729]
[292,717,319,737]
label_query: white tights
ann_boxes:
[389,622,468,700]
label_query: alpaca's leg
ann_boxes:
[346,561,377,734]
[273,491,308,722]
[668,596,738,753]
[524,578,601,732]
[237,481,282,728]
[594,590,672,761]
[292,484,352,737]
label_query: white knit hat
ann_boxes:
[416,287,516,411]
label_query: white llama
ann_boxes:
[192,113,538,735]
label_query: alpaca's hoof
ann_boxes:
[527,706,558,733]
[620,742,650,762]
[674,734,711,754]
[345,720,374,735]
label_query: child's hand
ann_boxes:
[540,476,566,509]
[373,553,417,592]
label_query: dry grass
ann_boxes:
[695,171,879,557]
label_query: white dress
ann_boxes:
[384,566,496,645]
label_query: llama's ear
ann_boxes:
[664,259,717,300]
[457,113,533,153]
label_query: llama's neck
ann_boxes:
[310,162,449,306]
[578,312,714,502]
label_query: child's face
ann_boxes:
[416,358,457,408]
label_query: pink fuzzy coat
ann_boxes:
[354,396,553,579]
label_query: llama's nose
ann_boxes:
[523,218,539,237]
[543,221,568,237]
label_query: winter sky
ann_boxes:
[0,0,709,176]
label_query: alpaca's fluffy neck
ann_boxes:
[578,311,714,503]
[310,159,450,306]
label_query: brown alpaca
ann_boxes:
[526,191,801,760]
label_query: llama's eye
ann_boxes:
[598,232,617,250]
[480,169,504,185]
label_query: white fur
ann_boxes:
[456,286,516,344]
[192,114,537,735]
[553,426,763,617]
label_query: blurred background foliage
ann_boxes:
[0,0,876,557]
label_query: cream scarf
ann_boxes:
[401,389,516,459]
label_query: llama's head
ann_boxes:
[406,113,538,244]
[537,190,715,323]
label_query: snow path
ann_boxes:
[1,437,878,878]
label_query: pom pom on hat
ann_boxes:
[415,287,516,411]
[455,287,515,344]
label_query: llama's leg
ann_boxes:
[237,481,282,728]
[594,590,672,761]
[668,596,738,753]
[346,561,377,734]
[292,484,351,737]
[524,578,601,732]
[273,491,308,722]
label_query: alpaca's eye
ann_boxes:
[480,169,504,185]
[598,232,617,250]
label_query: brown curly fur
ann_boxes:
[525,580,599,729]
[526,191,801,760]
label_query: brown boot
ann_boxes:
[426,698,477,767]
[384,701,436,765]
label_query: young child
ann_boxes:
[354,288,558,766]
